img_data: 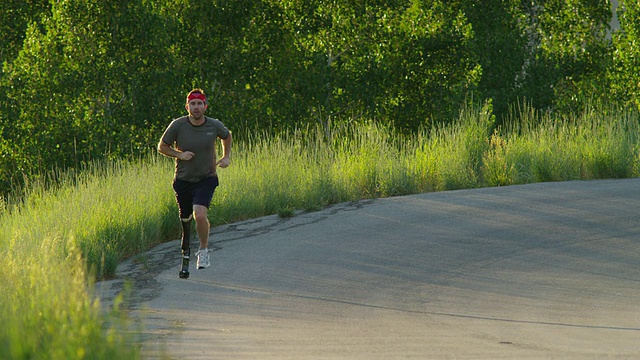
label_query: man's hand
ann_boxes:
[217,132,232,168]
[179,151,195,161]
[158,141,194,161]
[216,156,230,168]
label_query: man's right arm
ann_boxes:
[158,140,193,161]
[158,140,177,158]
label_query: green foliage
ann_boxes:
[522,0,613,113]
[609,0,640,109]
[0,0,49,65]
[2,0,179,190]
[375,1,482,130]
[462,0,530,122]
[0,0,635,197]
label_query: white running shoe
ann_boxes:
[196,248,210,269]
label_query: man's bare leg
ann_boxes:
[193,205,211,269]
[193,205,209,249]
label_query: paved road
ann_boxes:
[100,179,640,359]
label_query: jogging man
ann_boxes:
[158,88,232,278]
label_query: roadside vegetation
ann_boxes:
[0,101,638,359]
[2,2,640,358]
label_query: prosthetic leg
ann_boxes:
[178,216,192,279]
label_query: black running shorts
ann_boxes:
[172,176,219,219]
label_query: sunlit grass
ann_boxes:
[0,159,173,359]
[0,239,139,359]
[0,101,638,359]
[1,157,177,277]
[483,102,640,185]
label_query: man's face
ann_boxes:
[186,99,206,119]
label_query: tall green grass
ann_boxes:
[0,159,175,359]
[2,157,178,277]
[483,102,640,186]
[0,244,137,359]
[0,101,638,359]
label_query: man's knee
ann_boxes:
[193,205,208,221]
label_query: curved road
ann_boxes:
[101,179,640,359]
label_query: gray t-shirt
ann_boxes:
[161,116,230,182]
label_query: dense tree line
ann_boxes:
[0,0,637,194]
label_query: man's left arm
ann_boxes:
[216,131,232,168]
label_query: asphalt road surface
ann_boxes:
[100,179,640,359]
